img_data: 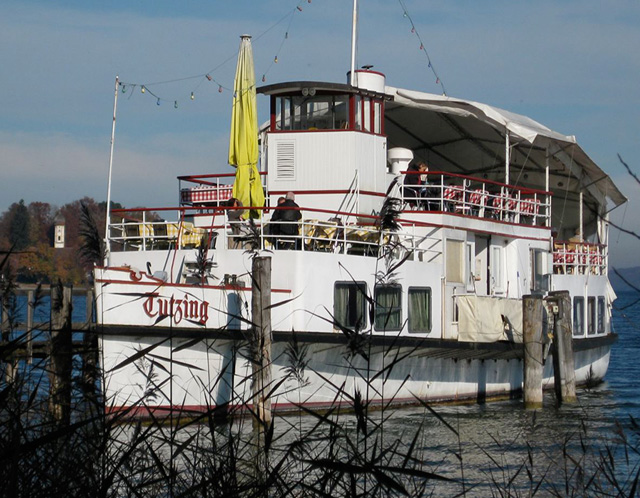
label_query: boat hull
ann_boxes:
[99,325,614,417]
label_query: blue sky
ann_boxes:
[1,1,639,266]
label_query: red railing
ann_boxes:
[178,173,267,207]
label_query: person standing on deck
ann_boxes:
[403,161,428,209]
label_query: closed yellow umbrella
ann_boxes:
[229,34,264,219]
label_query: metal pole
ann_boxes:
[545,149,550,227]
[350,0,358,86]
[505,131,510,185]
[104,75,119,263]
[579,190,584,242]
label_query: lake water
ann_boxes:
[6,289,639,495]
[387,288,640,494]
[270,289,640,495]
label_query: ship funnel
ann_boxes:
[347,68,386,93]
[388,147,413,175]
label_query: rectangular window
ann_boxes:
[334,282,367,330]
[446,239,464,283]
[374,284,402,331]
[353,95,362,131]
[408,287,432,333]
[573,296,584,336]
[374,101,382,134]
[587,296,596,335]
[491,245,505,294]
[531,249,547,293]
[275,95,349,131]
[334,96,349,129]
[597,296,605,334]
[363,97,371,132]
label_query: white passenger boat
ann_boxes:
[95,28,624,417]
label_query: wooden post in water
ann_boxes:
[82,288,98,402]
[26,289,34,365]
[1,291,15,383]
[49,282,73,423]
[548,291,577,404]
[250,256,272,480]
[251,256,272,428]
[523,295,544,409]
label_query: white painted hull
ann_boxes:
[95,255,614,416]
[99,326,613,416]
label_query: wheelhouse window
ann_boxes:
[408,287,432,333]
[275,95,349,131]
[353,95,362,131]
[334,282,367,330]
[373,101,382,134]
[270,90,384,134]
[573,296,584,336]
[374,284,402,331]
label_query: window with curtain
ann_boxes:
[573,296,584,336]
[597,296,605,334]
[408,287,432,333]
[587,296,596,335]
[374,284,402,331]
[334,282,367,330]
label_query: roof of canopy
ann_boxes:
[384,86,626,210]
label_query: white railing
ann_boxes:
[109,213,207,251]
[108,210,441,261]
[401,172,551,227]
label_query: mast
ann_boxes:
[104,75,119,263]
[350,0,358,86]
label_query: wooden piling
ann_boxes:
[49,282,73,424]
[523,295,544,409]
[548,291,577,404]
[251,256,272,428]
[26,289,34,364]
[1,292,13,383]
[82,288,98,400]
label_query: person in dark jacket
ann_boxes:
[270,192,302,248]
[403,161,428,208]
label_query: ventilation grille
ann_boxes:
[276,141,295,180]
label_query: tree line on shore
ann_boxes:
[0,198,116,285]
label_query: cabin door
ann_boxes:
[443,239,466,339]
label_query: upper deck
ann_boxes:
[106,168,607,278]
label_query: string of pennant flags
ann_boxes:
[398,0,446,96]
[119,0,446,108]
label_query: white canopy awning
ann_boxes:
[385,86,626,210]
